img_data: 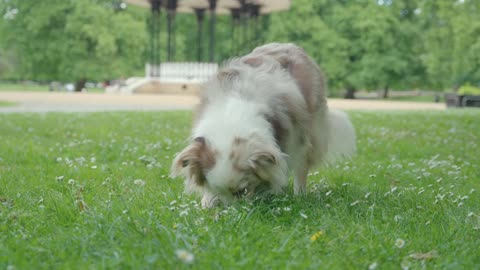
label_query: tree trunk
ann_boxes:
[75,79,86,92]
[383,86,389,99]
[344,86,356,99]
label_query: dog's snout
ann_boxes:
[230,187,247,198]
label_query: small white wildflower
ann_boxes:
[325,190,333,196]
[350,200,360,206]
[55,175,65,181]
[300,213,308,219]
[394,215,402,223]
[175,249,194,264]
[395,238,406,248]
[368,262,378,270]
[283,207,291,212]
[365,192,372,199]
[179,210,188,217]
[369,174,376,178]
[134,179,145,186]
[91,165,97,169]
[68,179,75,185]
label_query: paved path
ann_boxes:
[0,91,445,113]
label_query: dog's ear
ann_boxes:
[247,149,281,182]
[170,137,204,177]
[170,137,214,188]
[248,151,277,170]
[242,56,263,67]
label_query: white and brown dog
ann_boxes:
[171,43,356,208]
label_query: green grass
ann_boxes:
[0,83,104,93]
[385,95,443,103]
[0,100,17,107]
[0,110,479,269]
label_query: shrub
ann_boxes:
[458,84,480,95]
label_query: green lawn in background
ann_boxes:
[0,100,17,107]
[0,83,104,93]
[0,111,479,269]
[385,95,443,103]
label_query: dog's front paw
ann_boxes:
[201,193,220,208]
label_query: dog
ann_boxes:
[171,43,356,208]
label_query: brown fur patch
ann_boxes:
[174,137,216,186]
[265,113,289,151]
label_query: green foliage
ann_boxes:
[419,1,480,89]
[0,0,147,82]
[1,0,480,91]
[458,84,480,96]
[0,111,479,268]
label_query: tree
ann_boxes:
[0,0,147,90]
[267,0,422,98]
[419,0,480,90]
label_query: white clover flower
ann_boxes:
[395,238,406,248]
[300,213,308,219]
[68,179,75,185]
[175,249,194,264]
[368,262,378,270]
[133,179,145,186]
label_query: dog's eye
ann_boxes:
[182,160,189,168]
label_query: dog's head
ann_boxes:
[170,134,288,205]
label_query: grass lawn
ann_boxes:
[385,95,443,103]
[0,110,479,269]
[0,100,17,107]
[0,83,104,93]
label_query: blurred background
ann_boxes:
[0,0,479,102]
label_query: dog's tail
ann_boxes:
[325,109,356,163]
